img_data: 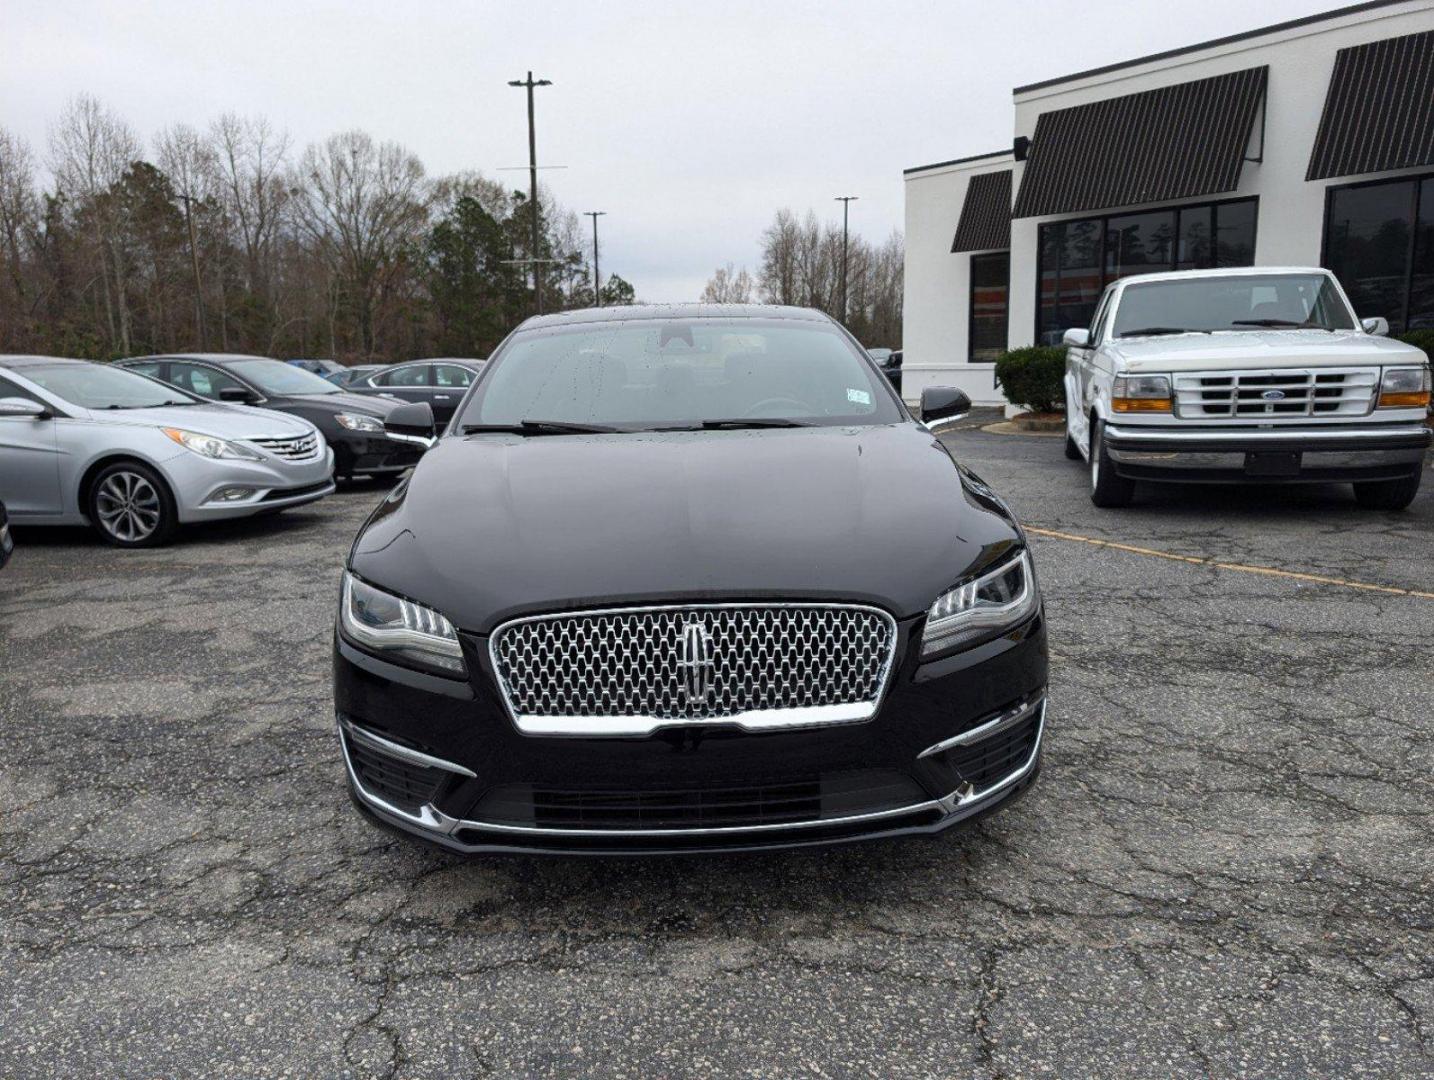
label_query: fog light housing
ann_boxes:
[212,487,255,502]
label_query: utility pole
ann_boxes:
[835,195,859,325]
[508,71,553,313]
[176,193,207,349]
[584,211,606,306]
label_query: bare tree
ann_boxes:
[700,262,754,304]
[291,130,429,355]
[49,94,141,354]
[0,128,39,346]
[156,123,219,346]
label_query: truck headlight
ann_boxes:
[1377,366,1431,409]
[339,572,466,676]
[921,548,1040,657]
[1112,374,1172,413]
[162,427,263,461]
[335,413,386,433]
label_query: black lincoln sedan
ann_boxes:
[121,354,427,483]
[334,305,1046,854]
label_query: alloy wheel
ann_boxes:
[95,471,163,543]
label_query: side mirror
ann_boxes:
[384,401,437,448]
[0,397,49,420]
[920,386,972,429]
[219,386,261,404]
[1062,328,1091,348]
[1361,317,1389,337]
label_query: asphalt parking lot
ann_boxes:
[1,425,1431,1079]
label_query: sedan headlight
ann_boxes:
[921,548,1040,657]
[339,572,466,676]
[162,427,263,461]
[335,413,386,433]
[1377,366,1431,409]
[1112,374,1172,413]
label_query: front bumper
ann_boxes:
[331,433,424,476]
[168,446,336,521]
[333,610,1048,855]
[1104,422,1430,484]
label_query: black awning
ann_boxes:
[1012,66,1267,219]
[951,170,1012,252]
[1307,29,1434,181]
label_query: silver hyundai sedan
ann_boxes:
[0,355,336,547]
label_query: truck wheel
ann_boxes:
[1089,419,1136,508]
[1353,469,1422,511]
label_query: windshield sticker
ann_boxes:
[846,388,872,406]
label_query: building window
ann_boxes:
[1036,197,1258,345]
[1323,174,1434,334]
[970,252,1009,361]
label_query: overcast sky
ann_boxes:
[4,0,1348,301]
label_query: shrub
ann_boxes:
[994,345,1067,413]
[1396,328,1434,361]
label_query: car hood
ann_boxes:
[78,402,316,439]
[285,392,403,417]
[1109,329,1427,373]
[349,423,1025,633]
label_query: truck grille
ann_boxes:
[1173,368,1377,418]
[249,433,320,460]
[490,604,898,735]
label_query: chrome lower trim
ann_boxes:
[339,717,477,778]
[1104,422,1431,444]
[919,696,1044,758]
[341,704,1046,845]
[1108,448,1425,469]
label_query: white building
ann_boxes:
[902,0,1434,406]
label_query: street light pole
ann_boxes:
[177,192,207,349]
[835,195,858,325]
[508,71,552,314]
[584,211,606,306]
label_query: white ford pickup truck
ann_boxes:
[1062,267,1431,510]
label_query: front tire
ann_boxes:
[1353,469,1422,511]
[88,461,178,547]
[1089,418,1136,508]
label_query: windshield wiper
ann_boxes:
[687,417,812,430]
[461,420,621,436]
[1117,327,1205,337]
[1230,318,1319,328]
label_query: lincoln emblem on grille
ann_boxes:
[676,620,716,702]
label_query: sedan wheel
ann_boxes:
[90,463,177,547]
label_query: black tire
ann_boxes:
[1353,469,1423,511]
[1089,418,1136,508]
[88,461,178,547]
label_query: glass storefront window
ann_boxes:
[1323,178,1422,333]
[970,252,1010,362]
[1407,178,1434,332]
[1036,197,1257,345]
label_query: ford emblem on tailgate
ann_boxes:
[1261,389,1286,401]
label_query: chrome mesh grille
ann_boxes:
[1173,368,1377,419]
[491,604,897,733]
[249,433,320,460]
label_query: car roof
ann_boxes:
[1111,266,1337,288]
[411,357,484,365]
[0,354,96,370]
[129,353,274,365]
[517,303,832,331]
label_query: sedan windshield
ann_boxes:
[456,318,901,431]
[229,359,340,396]
[1112,274,1356,338]
[22,364,199,409]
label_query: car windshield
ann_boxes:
[456,318,901,431]
[21,364,199,409]
[1112,274,1357,337]
[229,359,340,395]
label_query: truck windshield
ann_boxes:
[1113,274,1356,337]
[457,318,901,430]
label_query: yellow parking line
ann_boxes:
[1025,526,1434,601]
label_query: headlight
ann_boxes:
[162,427,263,460]
[339,572,466,676]
[1378,366,1431,409]
[1112,374,1172,413]
[335,413,386,433]
[921,548,1040,657]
